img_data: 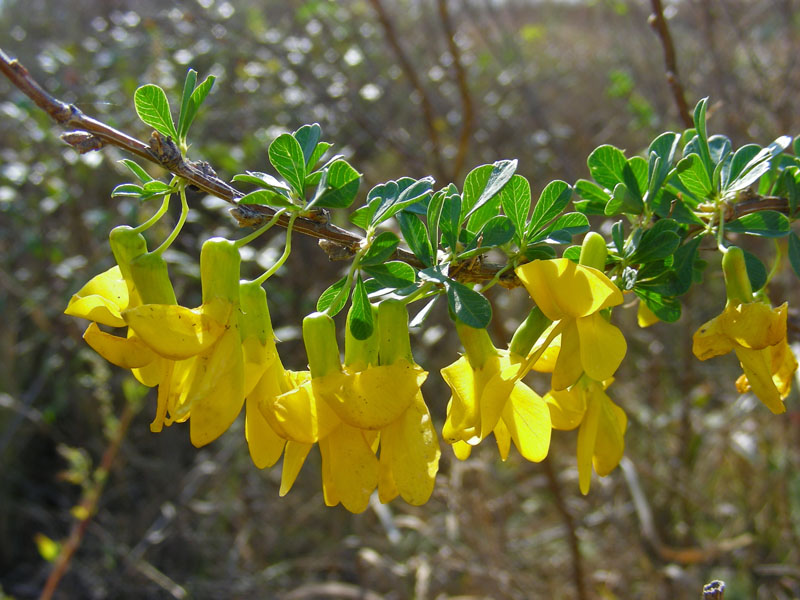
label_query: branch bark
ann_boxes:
[648,0,693,128]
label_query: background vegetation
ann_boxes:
[0,0,798,598]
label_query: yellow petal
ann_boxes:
[552,320,583,391]
[441,356,481,437]
[637,300,660,328]
[502,382,551,462]
[770,339,798,399]
[493,416,511,461]
[380,393,440,505]
[150,361,175,433]
[131,332,166,387]
[273,379,341,444]
[320,423,379,514]
[516,259,623,321]
[82,322,156,369]
[331,360,426,429]
[576,312,626,382]
[693,312,735,360]
[734,347,785,414]
[452,439,472,460]
[242,336,276,398]
[531,340,560,373]
[279,441,312,496]
[576,394,601,495]
[123,298,231,360]
[720,302,787,350]
[545,387,586,431]
[188,326,246,447]
[478,362,517,440]
[591,389,626,476]
[378,438,399,504]
[64,266,128,326]
[245,396,286,469]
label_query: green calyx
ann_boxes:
[455,320,499,370]
[129,252,177,305]
[345,304,380,369]
[378,299,413,365]
[303,311,342,378]
[200,237,241,304]
[239,280,273,345]
[722,246,753,304]
[509,306,552,357]
[109,226,148,281]
[578,231,608,271]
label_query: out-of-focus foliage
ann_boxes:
[1,1,799,599]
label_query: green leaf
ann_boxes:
[308,141,332,170]
[350,205,373,230]
[788,232,800,279]
[692,97,714,178]
[240,189,295,208]
[522,244,557,261]
[605,182,644,215]
[727,144,761,186]
[676,154,713,199]
[634,288,681,322]
[361,232,400,266]
[268,133,307,197]
[440,193,462,251]
[309,159,361,209]
[118,159,153,183]
[458,216,515,260]
[725,211,790,237]
[293,123,322,166]
[498,174,531,247]
[648,131,680,171]
[409,296,438,328]
[623,157,647,204]
[177,69,197,142]
[427,189,446,250]
[347,275,373,340]
[587,145,627,189]
[232,171,292,193]
[742,249,767,292]
[111,183,145,197]
[134,84,179,140]
[562,245,581,262]
[397,211,433,266]
[143,180,172,194]
[462,159,518,221]
[527,180,572,237]
[669,235,703,295]
[371,177,434,226]
[317,276,349,315]
[574,179,610,215]
[538,212,590,244]
[362,261,416,288]
[630,225,681,263]
[180,74,215,141]
[611,221,624,254]
[447,280,492,329]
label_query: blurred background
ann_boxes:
[1,0,799,598]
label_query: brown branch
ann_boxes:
[366,0,447,181]
[437,0,475,180]
[648,0,693,129]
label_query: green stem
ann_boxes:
[480,262,513,293]
[323,240,369,316]
[253,212,298,285]
[400,281,436,305]
[153,182,189,256]
[716,202,726,251]
[761,238,783,290]
[234,208,288,248]
[130,194,171,234]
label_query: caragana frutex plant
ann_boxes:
[8,62,800,512]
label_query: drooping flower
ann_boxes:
[515,258,626,390]
[544,377,627,495]
[441,321,551,463]
[123,237,244,446]
[693,301,795,414]
[692,246,797,414]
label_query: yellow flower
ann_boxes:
[545,377,627,495]
[123,238,244,446]
[693,301,795,414]
[441,322,551,463]
[516,258,626,390]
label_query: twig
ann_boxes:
[542,458,588,600]
[648,0,693,128]
[39,400,138,600]
[437,0,474,180]
[366,0,447,181]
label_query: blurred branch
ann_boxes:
[39,399,139,600]
[437,0,474,180]
[366,0,447,181]
[648,0,693,128]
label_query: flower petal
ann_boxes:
[452,439,472,460]
[734,347,785,414]
[123,298,231,360]
[65,266,129,326]
[516,259,623,321]
[591,390,626,476]
[576,312,626,382]
[576,394,601,495]
[494,418,511,461]
[82,322,156,369]
[479,362,517,440]
[245,396,286,469]
[502,382,551,462]
[720,302,786,349]
[441,356,480,438]
[380,393,440,505]
[273,379,341,444]
[279,441,312,497]
[331,360,426,429]
[552,320,584,391]
[545,387,586,431]
[320,423,379,513]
